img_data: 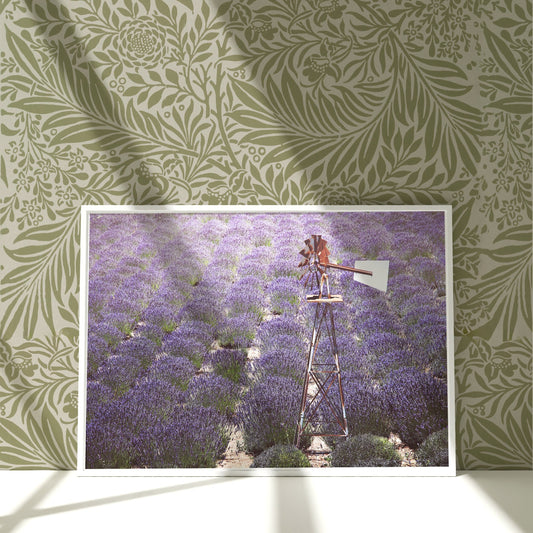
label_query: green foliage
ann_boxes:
[416,429,449,467]
[251,444,310,468]
[330,434,402,468]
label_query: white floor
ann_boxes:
[0,470,531,533]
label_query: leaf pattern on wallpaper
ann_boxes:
[0,0,531,469]
[0,334,77,468]
[0,209,80,340]
[226,1,484,179]
[455,225,531,342]
[456,336,532,470]
[6,30,197,157]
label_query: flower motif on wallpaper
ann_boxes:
[389,1,476,58]
[245,15,277,43]
[493,172,513,193]
[313,0,345,22]
[118,17,167,69]
[317,184,359,205]
[6,141,25,163]
[201,170,256,204]
[485,351,518,381]
[62,392,78,419]
[497,199,523,228]
[465,338,521,383]
[68,149,88,171]
[404,21,423,42]
[56,185,78,207]
[13,172,33,193]
[437,35,461,61]
[483,140,505,163]
[134,159,176,189]
[19,199,43,229]
[0,343,38,382]
[35,159,54,181]
[302,38,347,85]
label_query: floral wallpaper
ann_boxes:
[0,0,531,469]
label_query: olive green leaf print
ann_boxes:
[0,0,531,469]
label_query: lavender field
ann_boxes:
[84,211,449,469]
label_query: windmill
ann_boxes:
[295,235,389,448]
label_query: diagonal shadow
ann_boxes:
[469,471,533,533]
[0,471,65,533]
[0,471,238,533]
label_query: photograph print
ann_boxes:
[78,206,454,475]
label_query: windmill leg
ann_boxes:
[296,302,321,447]
[327,303,348,437]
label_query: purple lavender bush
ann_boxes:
[173,320,215,349]
[403,307,447,377]
[217,314,257,349]
[86,395,148,468]
[162,332,206,369]
[142,305,179,333]
[127,378,187,421]
[179,286,225,326]
[95,355,143,397]
[188,374,240,418]
[86,381,114,422]
[257,349,306,384]
[89,321,124,349]
[239,375,304,454]
[148,355,196,390]
[267,276,302,315]
[87,384,228,468]
[139,405,229,468]
[210,349,248,383]
[251,444,310,468]
[257,316,306,351]
[86,333,110,379]
[340,371,390,438]
[116,336,159,370]
[382,367,447,448]
[226,278,265,319]
[134,322,165,347]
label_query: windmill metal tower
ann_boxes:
[295,235,388,448]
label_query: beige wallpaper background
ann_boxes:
[0,0,531,469]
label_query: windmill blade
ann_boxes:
[299,248,310,258]
[317,240,330,266]
[353,260,389,292]
[298,258,309,268]
[304,238,313,252]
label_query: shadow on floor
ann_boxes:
[274,475,317,533]
[0,471,239,533]
[466,470,533,533]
